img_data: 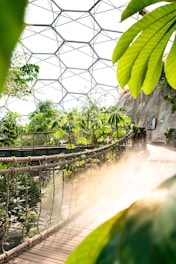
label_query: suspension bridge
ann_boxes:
[0,132,176,264]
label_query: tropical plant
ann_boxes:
[0,171,41,250]
[0,112,23,146]
[28,100,60,132]
[108,107,131,140]
[76,103,131,145]
[79,102,101,144]
[27,103,132,147]
[4,60,40,98]
[112,0,176,98]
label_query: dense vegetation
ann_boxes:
[0,100,132,148]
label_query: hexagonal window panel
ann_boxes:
[88,85,119,107]
[92,0,136,32]
[60,93,90,110]
[13,43,31,65]
[0,96,36,117]
[28,54,66,79]
[26,0,60,24]
[58,42,97,69]
[33,80,67,104]
[21,26,62,53]
[54,11,100,42]
[10,0,142,117]
[53,0,95,11]
[91,30,121,60]
[60,69,96,94]
[90,60,117,87]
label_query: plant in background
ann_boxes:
[77,103,131,145]
[163,92,176,113]
[53,129,66,145]
[79,102,100,144]
[4,61,40,99]
[108,107,131,140]
[90,108,111,144]
[0,112,23,146]
[164,127,176,146]
[164,127,171,140]
[0,172,41,250]
[28,100,59,133]
[63,110,79,146]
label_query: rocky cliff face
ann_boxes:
[118,76,176,143]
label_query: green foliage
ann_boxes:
[79,105,131,144]
[159,71,176,112]
[107,109,131,141]
[112,0,176,97]
[172,103,176,112]
[108,111,131,128]
[0,111,23,146]
[164,128,176,146]
[4,63,40,98]
[66,209,128,264]
[66,175,176,264]
[28,100,59,132]
[163,91,176,113]
[66,143,76,149]
[23,99,132,146]
[0,0,28,92]
[26,103,132,146]
[164,94,175,103]
[53,129,65,143]
[120,176,176,264]
[77,137,88,145]
[0,172,40,238]
[16,64,39,83]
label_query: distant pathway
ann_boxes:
[8,144,176,264]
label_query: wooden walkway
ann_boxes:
[6,144,176,264]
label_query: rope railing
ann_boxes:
[0,131,134,263]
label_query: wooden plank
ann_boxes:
[7,213,96,264]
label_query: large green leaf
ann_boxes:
[127,16,176,97]
[141,28,174,94]
[112,4,174,63]
[65,209,128,264]
[165,36,176,88]
[121,0,176,21]
[66,175,176,264]
[120,175,176,264]
[113,3,176,97]
[117,5,176,87]
[0,0,28,92]
[96,233,121,264]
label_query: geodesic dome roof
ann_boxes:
[0,0,140,122]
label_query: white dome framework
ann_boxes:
[1,0,139,119]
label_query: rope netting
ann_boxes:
[0,132,133,262]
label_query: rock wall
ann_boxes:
[118,77,176,143]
